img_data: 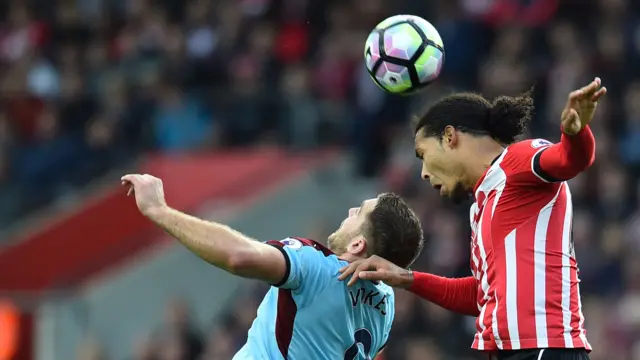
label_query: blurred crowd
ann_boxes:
[3,0,640,359]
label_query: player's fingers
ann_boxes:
[591,87,607,102]
[566,89,583,110]
[358,271,388,282]
[580,77,601,95]
[346,271,361,287]
[121,180,134,196]
[121,174,142,185]
[346,264,370,286]
[338,263,359,280]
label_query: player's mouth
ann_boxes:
[432,184,443,193]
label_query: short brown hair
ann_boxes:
[363,193,424,268]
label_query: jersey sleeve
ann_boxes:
[501,128,595,185]
[266,238,332,294]
[409,273,479,316]
[500,139,555,185]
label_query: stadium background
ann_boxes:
[0,0,639,359]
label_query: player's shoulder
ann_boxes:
[498,138,554,172]
[266,237,341,269]
[266,237,335,256]
[506,138,553,158]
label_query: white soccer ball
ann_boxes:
[364,15,445,94]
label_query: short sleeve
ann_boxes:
[266,238,333,294]
[501,139,555,185]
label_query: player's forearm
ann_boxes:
[538,126,595,181]
[409,272,479,317]
[147,206,261,273]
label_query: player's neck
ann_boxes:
[463,139,505,188]
[338,253,363,263]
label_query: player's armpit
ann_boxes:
[409,273,479,317]
[534,126,595,182]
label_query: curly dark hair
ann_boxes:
[413,89,535,144]
[364,193,424,269]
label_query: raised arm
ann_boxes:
[338,256,479,317]
[149,206,286,282]
[121,174,286,284]
[534,77,606,182]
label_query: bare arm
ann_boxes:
[121,174,287,284]
[150,207,286,282]
[534,76,606,182]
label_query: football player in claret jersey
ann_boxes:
[340,78,606,360]
[119,175,424,360]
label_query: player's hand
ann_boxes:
[561,77,607,136]
[121,174,168,218]
[338,255,413,288]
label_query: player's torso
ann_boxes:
[237,258,394,360]
[287,278,394,360]
[469,145,588,351]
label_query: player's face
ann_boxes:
[328,198,378,255]
[415,130,469,204]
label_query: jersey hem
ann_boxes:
[472,337,592,352]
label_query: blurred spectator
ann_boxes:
[130,334,157,360]
[156,299,203,360]
[76,337,106,360]
[152,78,213,152]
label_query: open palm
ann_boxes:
[561,77,607,136]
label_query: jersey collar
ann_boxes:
[473,152,503,195]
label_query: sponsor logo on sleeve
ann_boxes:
[531,139,552,149]
[280,238,303,249]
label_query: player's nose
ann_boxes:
[349,208,357,217]
[421,163,431,181]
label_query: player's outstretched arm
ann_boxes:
[338,256,480,317]
[535,77,606,182]
[121,174,286,284]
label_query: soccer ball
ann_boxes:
[364,15,444,94]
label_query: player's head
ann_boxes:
[328,193,423,268]
[413,90,534,203]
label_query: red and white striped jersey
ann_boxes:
[469,139,591,352]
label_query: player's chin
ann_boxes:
[327,233,336,246]
[450,189,470,204]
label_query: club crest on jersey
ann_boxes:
[531,139,552,149]
[280,238,303,249]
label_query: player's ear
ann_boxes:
[348,236,367,256]
[443,125,457,149]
